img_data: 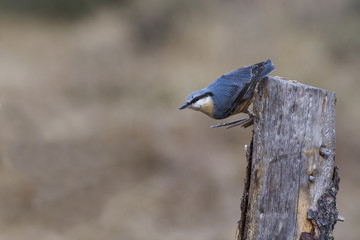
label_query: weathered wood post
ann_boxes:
[239,77,339,240]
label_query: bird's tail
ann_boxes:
[242,60,275,100]
[253,59,275,80]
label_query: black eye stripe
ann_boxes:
[190,92,213,104]
[192,97,200,103]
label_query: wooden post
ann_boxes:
[239,77,339,240]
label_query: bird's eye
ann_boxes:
[192,97,199,103]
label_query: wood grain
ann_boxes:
[240,77,337,240]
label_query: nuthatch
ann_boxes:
[179,60,275,128]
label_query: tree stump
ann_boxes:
[239,77,339,240]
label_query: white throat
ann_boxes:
[190,96,212,110]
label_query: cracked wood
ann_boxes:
[240,77,337,240]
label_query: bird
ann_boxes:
[179,59,275,128]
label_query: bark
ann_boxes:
[239,77,338,240]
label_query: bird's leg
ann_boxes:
[210,109,256,129]
[227,109,256,128]
[226,117,253,129]
[210,118,250,128]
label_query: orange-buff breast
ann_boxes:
[199,98,214,118]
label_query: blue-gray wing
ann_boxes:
[208,60,275,119]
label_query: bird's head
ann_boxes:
[179,89,214,118]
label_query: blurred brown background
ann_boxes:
[0,0,359,239]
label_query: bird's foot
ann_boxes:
[244,109,256,118]
[211,109,256,129]
[210,116,254,129]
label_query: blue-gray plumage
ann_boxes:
[179,60,275,128]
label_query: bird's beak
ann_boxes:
[179,103,190,110]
